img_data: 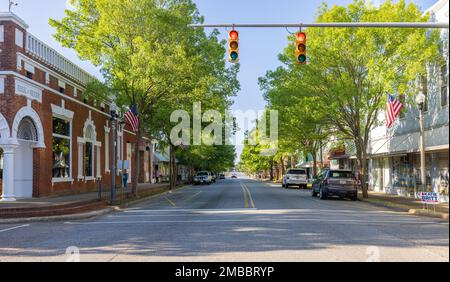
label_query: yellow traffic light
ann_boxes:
[228,30,239,63]
[295,32,307,65]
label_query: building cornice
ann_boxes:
[0,12,28,29]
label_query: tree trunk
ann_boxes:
[312,150,318,177]
[169,145,177,191]
[355,139,369,199]
[132,129,141,198]
[269,159,274,181]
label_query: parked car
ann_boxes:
[282,168,308,189]
[311,169,359,201]
[193,171,213,185]
[231,174,238,179]
[211,173,217,183]
[219,174,226,180]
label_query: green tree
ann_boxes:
[260,0,440,198]
[50,0,238,196]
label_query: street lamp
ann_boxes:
[110,102,117,205]
[415,91,426,193]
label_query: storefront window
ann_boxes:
[392,156,416,197]
[52,117,71,178]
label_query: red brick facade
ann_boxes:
[0,13,152,199]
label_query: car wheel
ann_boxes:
[351,195,358,201]
[319,189,327,200]
[281,183,285,188]
[285,184,289,189]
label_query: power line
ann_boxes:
[189,22,449,29]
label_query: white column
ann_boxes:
[1,145,18,202]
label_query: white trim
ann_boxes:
[84,176,96,182]
[0,71,111,120]
[0,112,10,144]
[51,178,74,184]
[0,25,4,42]
[51,103,74,120]
[0,76,4,94]
[24,62,35,74]
[0,12,29,29]
[11,106,45,148]
[17,53,84,90]
[58,80,66,89]
[77,142,83,179]
[124,129,136,136]
[15,28,23,48]
[14,76,43,103]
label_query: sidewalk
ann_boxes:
[0,182,180,220]
[361,191,449,220]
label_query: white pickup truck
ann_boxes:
[193,171,213,185]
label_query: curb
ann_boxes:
[359,198,449,221]
[0,207,115,224]
[409,209,449,220]
[0,184,189,224]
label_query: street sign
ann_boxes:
[417,192,440,205]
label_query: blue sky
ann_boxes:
[1,0,437,161]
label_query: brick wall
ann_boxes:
[0,15,151,198]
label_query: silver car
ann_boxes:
[282,168,308,189]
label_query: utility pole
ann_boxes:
[110,103,117,205]
[416,91,427,193]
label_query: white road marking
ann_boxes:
[0,224,30,234]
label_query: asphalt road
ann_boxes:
[0,176,448,262]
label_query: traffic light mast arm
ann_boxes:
[189,22,449,29]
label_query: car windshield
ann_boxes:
[329,171,354,179]
[197,172,209,176]
[288,170,306,175]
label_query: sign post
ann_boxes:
[418,192,440,213]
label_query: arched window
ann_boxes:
[17,117,38,142]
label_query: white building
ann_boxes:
[367,0,449,201]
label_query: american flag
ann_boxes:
[386,93,403,129]
[124,105,139,132]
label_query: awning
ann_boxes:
[329,154,351,160]
[153,152,169,163]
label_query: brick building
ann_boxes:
[0,12,153,201]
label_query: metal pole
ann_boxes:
[111,115,116,205]
[188,22,449,29]
[419,106,426,193]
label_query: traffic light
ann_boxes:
[228,30,239,63]
[295,32,307,65]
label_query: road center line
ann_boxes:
[163,196,177,208]
[243,184,255,208]
[0,224,30,234]
[240,182,249,208]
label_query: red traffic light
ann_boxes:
[296,32,306,43]
[229,30,239,40]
